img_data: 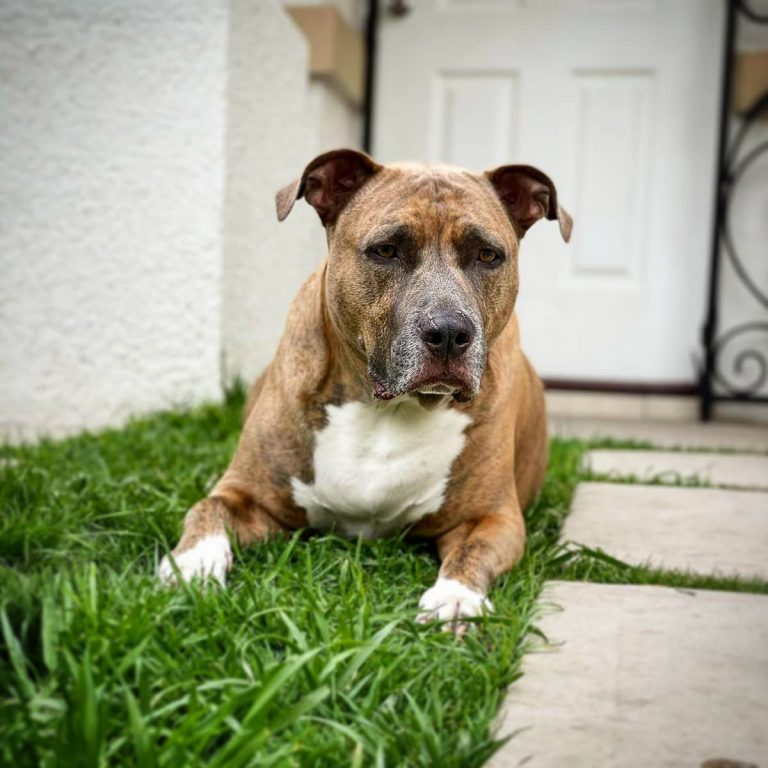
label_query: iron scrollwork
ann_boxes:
[700,0,768,417]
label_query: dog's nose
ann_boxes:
[420,312,475,360]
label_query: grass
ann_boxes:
[1,389,765,766]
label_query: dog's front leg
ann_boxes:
[417,509,525,633]
[157,496,233,587]
[157,484,284,588]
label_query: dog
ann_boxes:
[158,148,572,632]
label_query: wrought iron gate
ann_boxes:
[700,0,768,419]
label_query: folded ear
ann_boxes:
[275,148,383,226]
[485,164,572,242]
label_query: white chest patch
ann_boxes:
[291,399,471,538]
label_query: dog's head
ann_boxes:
[277,149,571,403]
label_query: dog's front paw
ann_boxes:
[157,534,232,587]
[416,577,493,634]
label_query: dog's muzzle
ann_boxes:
[370,310,485,402]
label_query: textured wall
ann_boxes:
[308,81,362,152]
[0,0,365,442]
[221,0,323,387]
[0,1,227,441]
[220,0,364,386]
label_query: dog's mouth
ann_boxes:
[370,363,476,404]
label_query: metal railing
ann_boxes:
[700,0,768,419]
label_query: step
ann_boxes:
[561,482,768,579]
[583,449,768,490]
[488,581,768,768]
[549,417,768,453]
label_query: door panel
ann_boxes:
[430,72,519,168]
[570,71,652,280]
[373,1,723,383]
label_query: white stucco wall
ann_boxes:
[221,0,322,387]
[308,81,362,152]
[299,0,365,154]
[0,0,228,441]
[0,0,364,442]
[222,0,364,385]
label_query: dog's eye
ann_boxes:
[369,244,398,260]
[478,248,502,265]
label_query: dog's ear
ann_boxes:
[485,164,572,242]
[276,148,383,226]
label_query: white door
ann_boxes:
[373,1,723,386]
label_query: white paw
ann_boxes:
[417,577,493,633]
[157,534,232,587]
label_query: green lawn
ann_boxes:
[1,390,765,767]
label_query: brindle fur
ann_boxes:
[167,150,570,599]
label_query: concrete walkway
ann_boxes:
[583,449,768,489]
[550,416,768,452]
[489,582,768,768]
[562,482,768,579]
[490,422,768,767]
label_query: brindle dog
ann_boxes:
[159,149,571,632]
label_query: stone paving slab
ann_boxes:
[561,482,768,579]
[584,449,768,489]
[488,581,768,768]
[549,416,768,452]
